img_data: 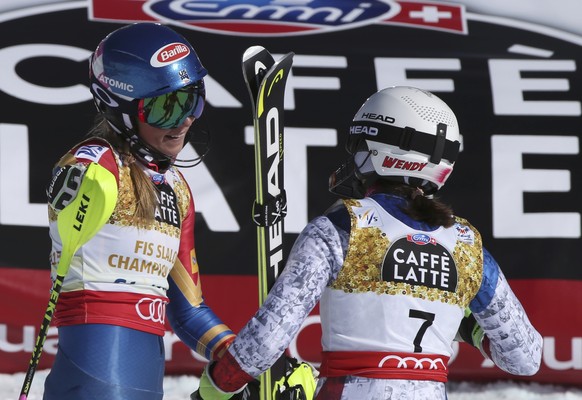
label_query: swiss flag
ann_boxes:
[385,1,467,34]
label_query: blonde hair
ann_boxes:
[88,115,158,227]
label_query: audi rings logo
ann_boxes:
[378,355,447,370]
[136,297,168,324]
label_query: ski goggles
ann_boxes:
[138,81,205,129]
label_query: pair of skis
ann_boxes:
[242,46,294,400]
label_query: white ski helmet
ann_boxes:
[343,86,461,194]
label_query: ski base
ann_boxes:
[242,46,294,400]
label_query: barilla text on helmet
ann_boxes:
[150,42,191,68]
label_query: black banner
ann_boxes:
[1,0,581,383]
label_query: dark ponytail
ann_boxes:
[368,181,455,228]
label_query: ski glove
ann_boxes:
[273,357,318,400]
[47,163,87,212]
[191,363,245,400]
[455,308,488,359]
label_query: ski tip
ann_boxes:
[243,45,267,61]
[281,52,295,64]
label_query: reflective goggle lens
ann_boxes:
[139,83,205,129]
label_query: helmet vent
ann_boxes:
[401,95,457,128]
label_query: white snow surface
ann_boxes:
[3,370,582,400]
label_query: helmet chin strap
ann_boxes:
[111,117,209,171]
[126,131,173,172]
[173,123,211,168]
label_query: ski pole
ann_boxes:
[19,162,117,400]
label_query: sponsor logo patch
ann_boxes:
[150,42,191,67]
[455,223,475,244]
[354,206,381,228]
[383,236,458,291]
[89,0,466,36]
[74,145,109,162]
[407,233,437,246]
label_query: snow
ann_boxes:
[3,370,582,400]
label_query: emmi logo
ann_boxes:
[144,0,397,36]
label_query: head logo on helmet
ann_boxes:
[350,124,379,136]
[361,112,395,124]
[150,42,191,67]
